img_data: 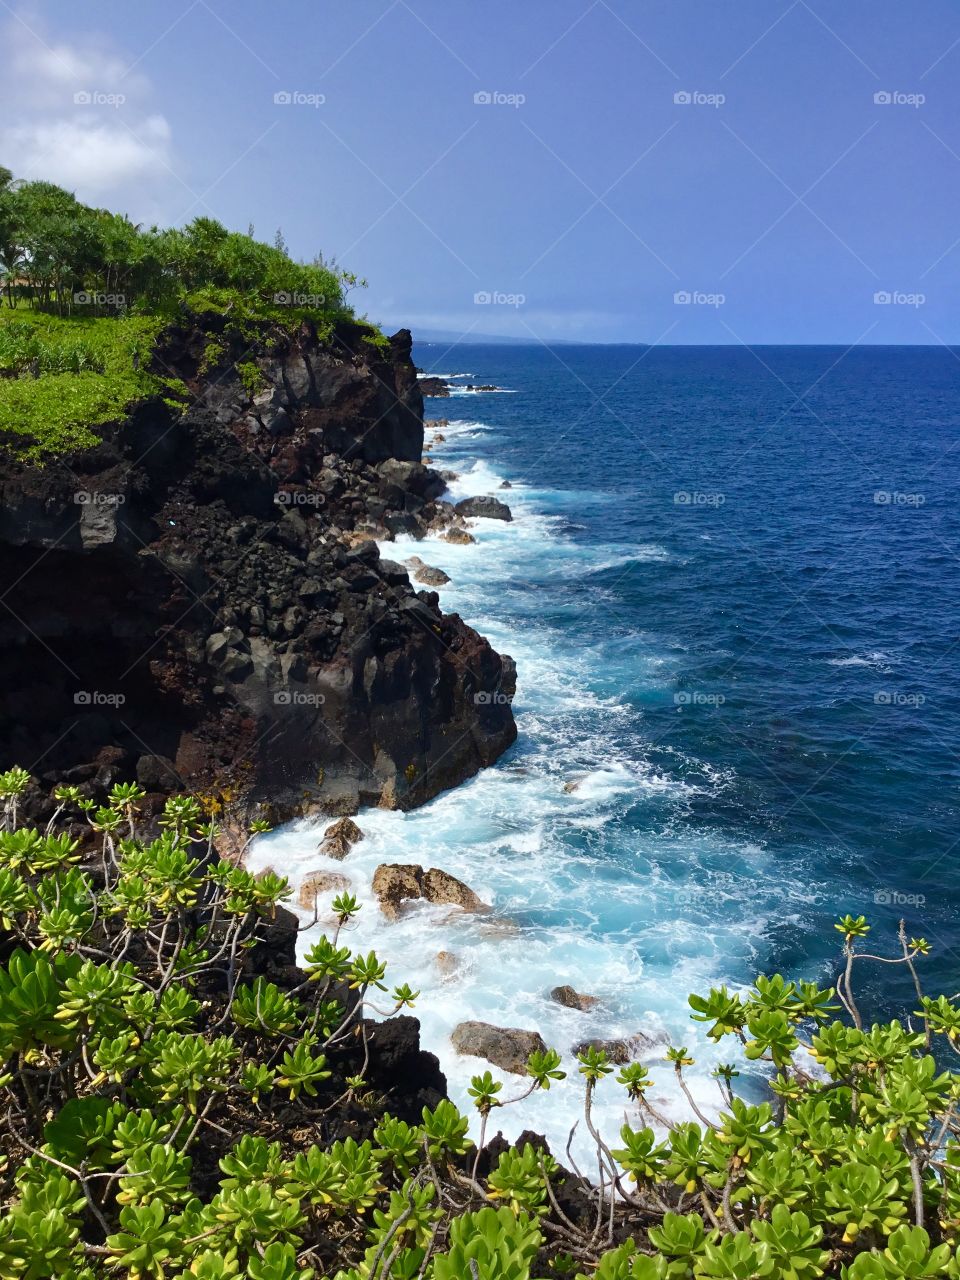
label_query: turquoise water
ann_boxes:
[252,343,960,1157]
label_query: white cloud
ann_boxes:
[0,14,175,203]
[4,116,172,195]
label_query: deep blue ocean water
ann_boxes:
[253,343,960,1155]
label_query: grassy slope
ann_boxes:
[0,312,171,460]
[0,295,386,463]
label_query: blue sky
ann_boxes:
[3,1,960,343]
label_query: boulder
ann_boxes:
[422,867,489,913]
[455,496,512,522]
[319,816,364,860]
[298,870,351,911]
[451,1021,547,1075]
[500,480,512,489]
[135,754,181,794]
[550,985,600,1012]
[414,565,453,588]
[406,555,450,585]
[442,528,476,545]
[372,863,489,920]
[372,864,425,921]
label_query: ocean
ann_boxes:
[250,342,960,1160]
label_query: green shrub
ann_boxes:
[3,770,960,1277]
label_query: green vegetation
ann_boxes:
[2,766,960,1277]
[0,166,372,460]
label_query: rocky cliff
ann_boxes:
[0,317,516,821]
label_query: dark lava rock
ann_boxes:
[454,495,513,521]
[0,322,517,822]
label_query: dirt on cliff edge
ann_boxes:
[0,319,516,825]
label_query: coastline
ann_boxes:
[248,390,728,1165]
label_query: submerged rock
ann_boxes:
[550,985,599,1012]
[298,870,351,911]
[572,1031,663,1064]
[454,496,512,522]
[451,1021,547,1075]
[435,950,460,978]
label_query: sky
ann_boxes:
[2,1,959,344]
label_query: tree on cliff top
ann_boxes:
[0,167,356,322]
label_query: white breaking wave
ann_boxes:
[826,651,894,670]
[249,410,801,1163]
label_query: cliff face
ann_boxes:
[0,320,516,820]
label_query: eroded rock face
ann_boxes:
[451,1021,547,1075]
[371,863,489,920]
[550,985,599,1012]
[0,321,517,823]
